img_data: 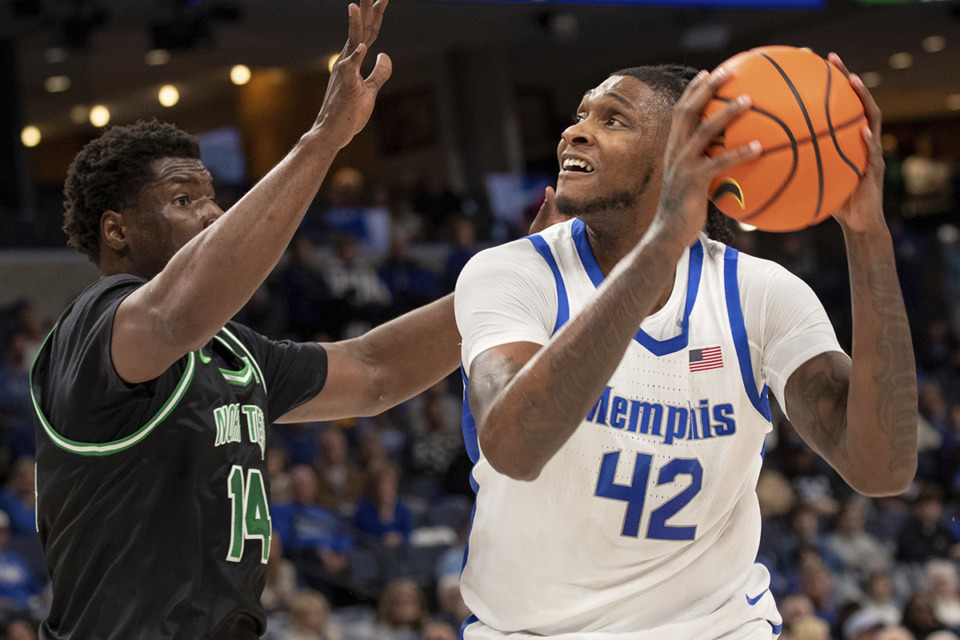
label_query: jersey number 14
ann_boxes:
[226,466,272,563]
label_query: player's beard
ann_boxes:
[555,190,637,218]
[555,165,654,219]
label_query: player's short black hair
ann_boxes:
[63,120,201,264]
[610,65,735,245]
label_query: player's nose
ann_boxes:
[200,197,224,229]
[561,120,593,147]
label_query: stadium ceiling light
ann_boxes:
[145,49,171,66]
[44,75,71,92]
[158,85,179,107]
[89,105,110,127]
[860,71,882,88]
[21,126,41,148]
[888,52,913,70]
[922,36,946,53]
[230,64,251,85]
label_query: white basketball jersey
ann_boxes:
[458,219,784,639]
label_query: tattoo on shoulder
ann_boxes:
[790,355,849,454]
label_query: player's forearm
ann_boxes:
[351,294,461,415]
[841,224,918,494]
[147,130,342,351]
[480,235,685,481]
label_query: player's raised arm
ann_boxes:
[111,0,391,384]
[464,70,761,481]
[784,54,917,497]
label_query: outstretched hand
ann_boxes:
[527,187,569,235]
[652,68,760,251]
[315,0,393,150]
[828,52,887,234]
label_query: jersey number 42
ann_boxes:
[594,451,702,541]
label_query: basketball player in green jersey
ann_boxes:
[29,2,459,638]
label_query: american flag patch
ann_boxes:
[689,346,723,372]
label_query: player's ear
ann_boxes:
[100,210,128,253]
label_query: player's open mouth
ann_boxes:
[562,158,595,173]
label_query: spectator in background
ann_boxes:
[936,403,960,496]
[777,503,847,582]
[272,422,323,468]
[842,609,885,640]
[377,231,439,318]
[268,446,293,505]
[799,558,841,626]
[0,333,34,459]
[374,579,428,640]
[324,235,392,339]
[896,485,958,567]
[315,425,365,516]
[876,628,916,640]
[0,511,43,618]
[902,134,954,220]
[404,380,463,499]
[860,568,904,629]
[789,615,831,640]
[413,175,462,241]
[0,459,34,538]
[434,574,470,631]
[4,619,37,640]
[422,620,458,640]
[389,197,425,243]
[928,560,960,632]
[779,593,818,633]
[7,301,44,368]
[354,463,413,549]
[440,216,478,294]
[282,590,341,640]
[271,466,352,603]
[828,498,893,580]
[272,234,334,342]
[324,168,391,252]
[902,592,948,640]
[358,427,390,479]
[262,529,298,617]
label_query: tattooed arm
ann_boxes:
[467,236,686,480]
[784,55,917,497]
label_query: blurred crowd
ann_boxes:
[0,132,959,640]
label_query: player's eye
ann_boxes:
[174,195,189,206]
[572,113,586,124]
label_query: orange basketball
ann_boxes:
[704,46,868,232]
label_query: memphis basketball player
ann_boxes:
[454,218,845,639]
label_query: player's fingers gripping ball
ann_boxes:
[704,46,868,232]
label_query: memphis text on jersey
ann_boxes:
[586,385,736,446]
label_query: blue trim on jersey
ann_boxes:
[770,621,784,635]
[570,218,703,356]
[723,246,772,421]
[527,234,570,334]
[571,217,605,286]
[460,365,481,465]
[459,365,481,618]
[460,614,480,640]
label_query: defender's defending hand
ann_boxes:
[828,52,886,235]
[315,0,392,150]
[652,69,760,251]
[528,187,570,235]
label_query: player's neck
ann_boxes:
[584,217,676,315]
